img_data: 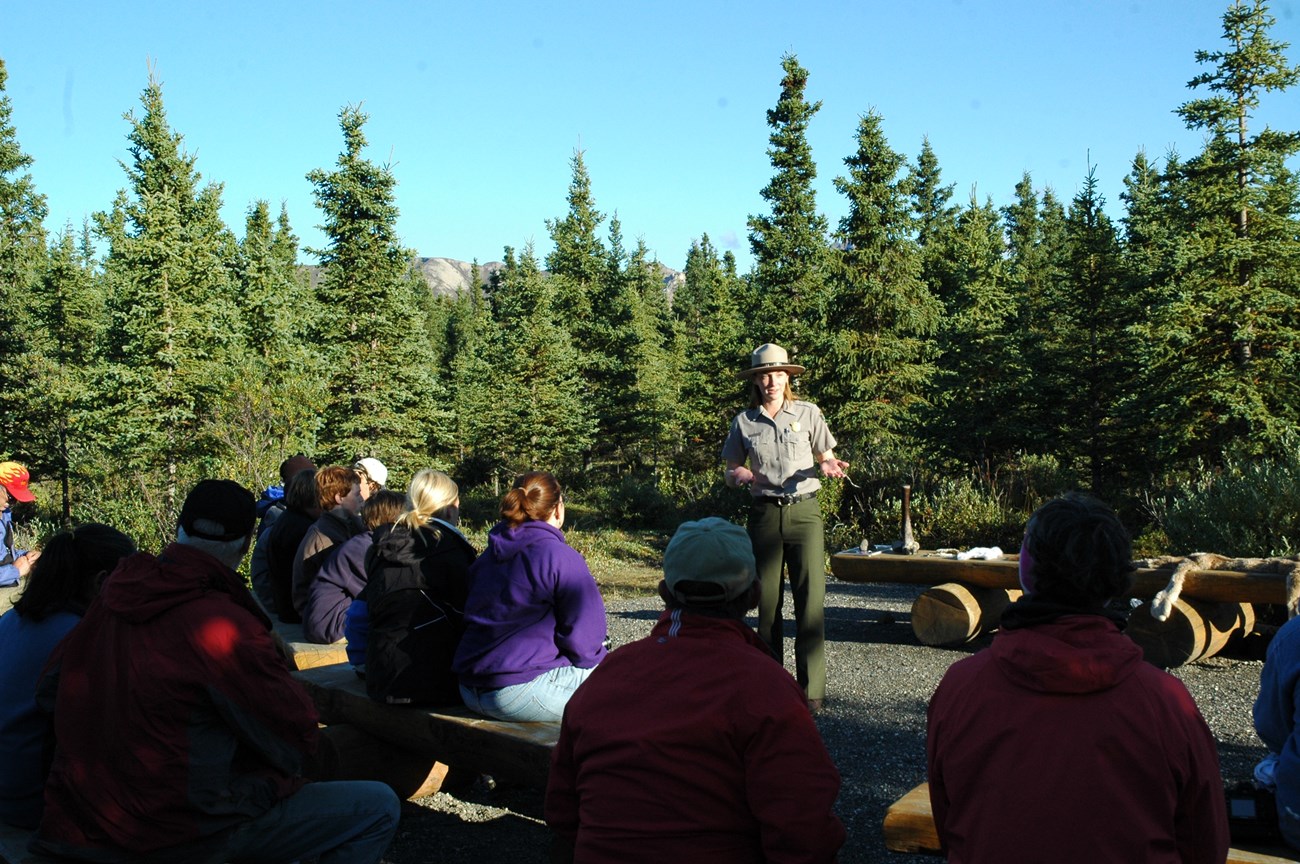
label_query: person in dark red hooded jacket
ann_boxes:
[926,492,1228,864]
[33,479,398,864]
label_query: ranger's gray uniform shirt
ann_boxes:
[721,400,837,499]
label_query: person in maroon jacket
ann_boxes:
[545,516,845,864]
[33,479,399,864]
[926,492,1228,864]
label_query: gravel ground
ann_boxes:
[380,580,1274,863]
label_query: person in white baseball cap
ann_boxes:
[352,458,388,500]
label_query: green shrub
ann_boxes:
[912,475,1021,550]
[584,473,677,530]
[1152,449,1300,557]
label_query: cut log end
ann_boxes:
[912,583,1021,647]
[1126,599,1256,668]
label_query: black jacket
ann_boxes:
[265,506,316,624]
[361,520,475,705]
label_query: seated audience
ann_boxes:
[0,524,135,828]
[1253,605,1300,851]
[453,471,607,721]
[360,469,476,705]
[291,465,364,619]
[926,492,1228,863]
[33,479,399,863]
[264,466,319,622]
[303,489,405,644]
[249,454,315,610]
[545,516,845,863]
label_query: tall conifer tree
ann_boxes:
[206,202,323,485]
[14,230,104,521]
[545,151,610,469]
[1145,0,1300,462]
[1050,169,1142,495]
[307,106,445,471]
[675,235,747,467]
[747,54,831,357]
[462,245,592,478]
[93,73,242,512]
[925,195,1018,466]
[822,111,940,456]
[0,58,49,454]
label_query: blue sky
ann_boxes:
[4,0,1297,271]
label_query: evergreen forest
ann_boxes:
[2,0,1299,559]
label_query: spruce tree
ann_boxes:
[582,214,639,463]
[822,111,941,457]
[675,234,748,468]
[1146,0,1300,462]
[461,245,593,479]
[908,137,960,310]
[1050,169,1143,496]
[624,238,680,466]
[546,150,606,326]
[93,73,243,513]
[0,58,49,454]
[545,151,610,469]
[13,230,103,521]
[206,201,323,486]
[307,106,446,472]
[1000,175,1067,455]
[925,195,1018,466]
[747,54,832,357]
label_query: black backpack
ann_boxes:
[362,523,475,706]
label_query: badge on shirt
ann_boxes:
[790,422,801,433]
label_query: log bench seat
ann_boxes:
[291,662,559,788]
[270,619,349,671]
[883,782,1298,863]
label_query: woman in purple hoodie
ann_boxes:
[453,471,607,721]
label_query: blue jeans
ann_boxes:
[459,665,594,722]
[222,780,400,864]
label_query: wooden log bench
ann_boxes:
[292,662,559,788]
[832,551,1272,666]
[884,782,1298,863]
[270,618,349,671]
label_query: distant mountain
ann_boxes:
[303,257,684,300]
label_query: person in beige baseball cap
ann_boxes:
[720,344,848,713]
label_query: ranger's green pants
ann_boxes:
[747,495,825,700]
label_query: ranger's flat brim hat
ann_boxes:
[736,343,805,380]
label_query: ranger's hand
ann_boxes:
[819,458,849,479]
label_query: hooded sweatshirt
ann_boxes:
[926,613,1228,864]
[453,520,607,690]
[34,544,318,862]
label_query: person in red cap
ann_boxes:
[0,462,39,588]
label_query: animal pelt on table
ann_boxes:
[1136,554,1300,620]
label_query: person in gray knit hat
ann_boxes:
[721,343,848,714]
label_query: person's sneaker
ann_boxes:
[808,698,824,715]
